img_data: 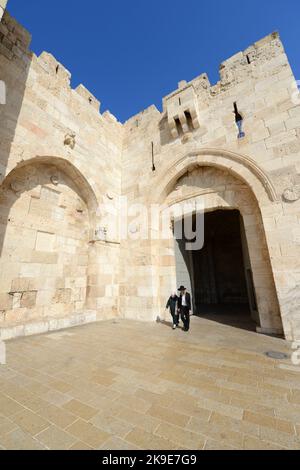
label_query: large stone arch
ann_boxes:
[0,156,100,338]
[152,151,284,337]
[4,155,100,216]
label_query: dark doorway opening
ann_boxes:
[176,209,259,332]
[194,210,257,331]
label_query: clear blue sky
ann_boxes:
[7,0,300,122]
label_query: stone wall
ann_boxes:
[0,0,7,21]
[163,166,283,334]
[0,163,90,323]
[0,11,123,338]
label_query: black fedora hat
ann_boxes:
[178,285,187,291]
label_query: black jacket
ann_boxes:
[166,296,178,312]
[178,293,192,311]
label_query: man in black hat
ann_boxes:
[166,292,179,330]
[177,286,192,332]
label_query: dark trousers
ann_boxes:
[180,307,190,331]
[170,309,179,326]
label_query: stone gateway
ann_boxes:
[0,5,300,342]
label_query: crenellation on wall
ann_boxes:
[124,105,161,134]
[119,28,300,339]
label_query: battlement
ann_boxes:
[124,31,289,127]
[1,7,295,139]
[1,3,300,346]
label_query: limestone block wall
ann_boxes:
[122,32,300,340]
[0,11,123,336]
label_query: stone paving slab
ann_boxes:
[0,317,300,450]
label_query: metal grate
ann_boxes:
[265,351,289,360]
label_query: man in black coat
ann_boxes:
[177,286,192,332]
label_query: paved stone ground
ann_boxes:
[0,317,300,450]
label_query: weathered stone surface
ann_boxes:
[0,319,299,450]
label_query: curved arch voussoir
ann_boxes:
[153,148,278,206]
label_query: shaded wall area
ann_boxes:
[0,11,32,214]
[0,1,7,21]
[0,162,90,327]
[0,13,32,314]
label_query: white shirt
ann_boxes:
[182,294,187,306]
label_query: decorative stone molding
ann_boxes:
[0,311,97,341]
[165,84,201,139]
[151,148,278,205]
[50,175,59,186]
[182,132,193,144]
[10,179,25,193]
[0,0,7,22]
